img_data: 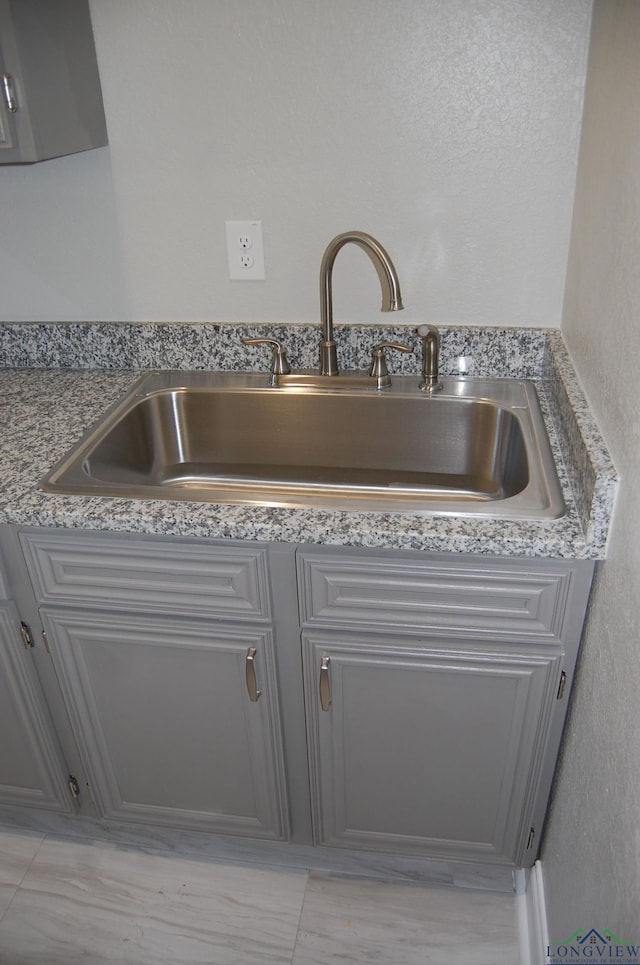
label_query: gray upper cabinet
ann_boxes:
[0,550,71,813]
[0,0,107,163]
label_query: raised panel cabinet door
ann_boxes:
[303,632,563,866]
[0,602,72,812]
[41,609,290,840]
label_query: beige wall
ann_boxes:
[0,0,590,324]
[543,0,640,936]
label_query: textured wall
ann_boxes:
[0,0,590,324]
[543,0,640,936]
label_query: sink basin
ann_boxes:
[39,372,565,518]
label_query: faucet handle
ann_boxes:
[369,341,413,389]
[242,337,291,376]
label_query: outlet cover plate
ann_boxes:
[225,220,265,280]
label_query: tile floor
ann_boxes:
[0,827,519,964]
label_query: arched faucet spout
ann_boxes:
[319,231,404,376]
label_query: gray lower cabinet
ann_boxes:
[19,529,290,841]
[0,595,71,813]
[302,631,562,866]
[39,609,289,839]
[11,528,596,868]
[297,548,596,868]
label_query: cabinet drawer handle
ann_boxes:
[319,656,331,712]
[245,647,262,702]
[2,74,17,112]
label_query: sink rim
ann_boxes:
[39,372,566,520]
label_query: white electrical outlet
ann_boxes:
[225,220,265,280]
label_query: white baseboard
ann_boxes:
[514,862,549,965]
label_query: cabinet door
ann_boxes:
[0,0,107,163]
[41,609,290,840]
[303,632,563,866]
[0,602,72,812]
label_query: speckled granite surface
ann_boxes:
[0,321,550,377]
[0,322,618,559]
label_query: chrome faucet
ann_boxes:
[319,231,404,376]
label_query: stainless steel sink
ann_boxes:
[39,372,565,518]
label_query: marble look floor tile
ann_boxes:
[452,863,516,893]
[0,806,469,889]
[0,837,307,964]
[0,829,44,919]
[291,873,518,965]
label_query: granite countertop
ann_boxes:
[0,322,618,560]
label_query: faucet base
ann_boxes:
[419,380,444,394]
[319,340,340,377]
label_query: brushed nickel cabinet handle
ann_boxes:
[319,656,331,712]
[2,74,17,112]
[245,647,262,702]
